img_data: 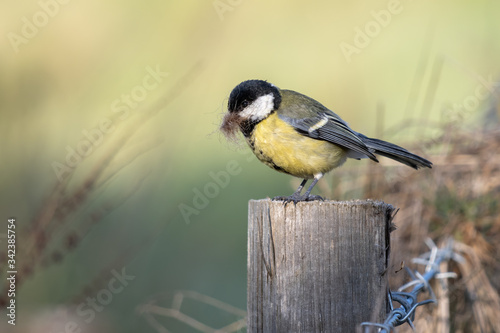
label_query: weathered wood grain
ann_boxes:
[248,199,394,333]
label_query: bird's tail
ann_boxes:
[359,134,432,170]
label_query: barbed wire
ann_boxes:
[361,238,464,332]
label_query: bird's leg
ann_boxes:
[293,179,308,196]
[301,174,324,201]
[273,179,308,203]
[273,175,324,205]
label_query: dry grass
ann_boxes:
[0,62,204,311]
[137,290,246,333]
[328,123,500,332]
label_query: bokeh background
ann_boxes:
[1,0,499,332]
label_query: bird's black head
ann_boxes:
[227,80,282,117]
[221,80,282,139]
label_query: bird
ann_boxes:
[220,79,432,203]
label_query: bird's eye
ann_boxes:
[241,100,250,108]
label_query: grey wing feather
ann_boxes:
[357,133,433,169]
[275,90,432,169]
[279,112,379,162]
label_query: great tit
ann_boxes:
[220,80,432,202]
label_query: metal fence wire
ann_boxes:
[361,238,464,332]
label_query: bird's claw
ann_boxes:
[272,194,324,206]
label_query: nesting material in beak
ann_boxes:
[220,112,243,141]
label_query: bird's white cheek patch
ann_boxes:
[239,94,275,121]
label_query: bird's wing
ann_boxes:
[277,89,378,161]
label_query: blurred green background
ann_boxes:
[1,0,499,332]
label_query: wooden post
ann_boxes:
[247,199,394,333]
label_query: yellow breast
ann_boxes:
[248,112,347,179]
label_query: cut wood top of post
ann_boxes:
[250,198,394,210]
